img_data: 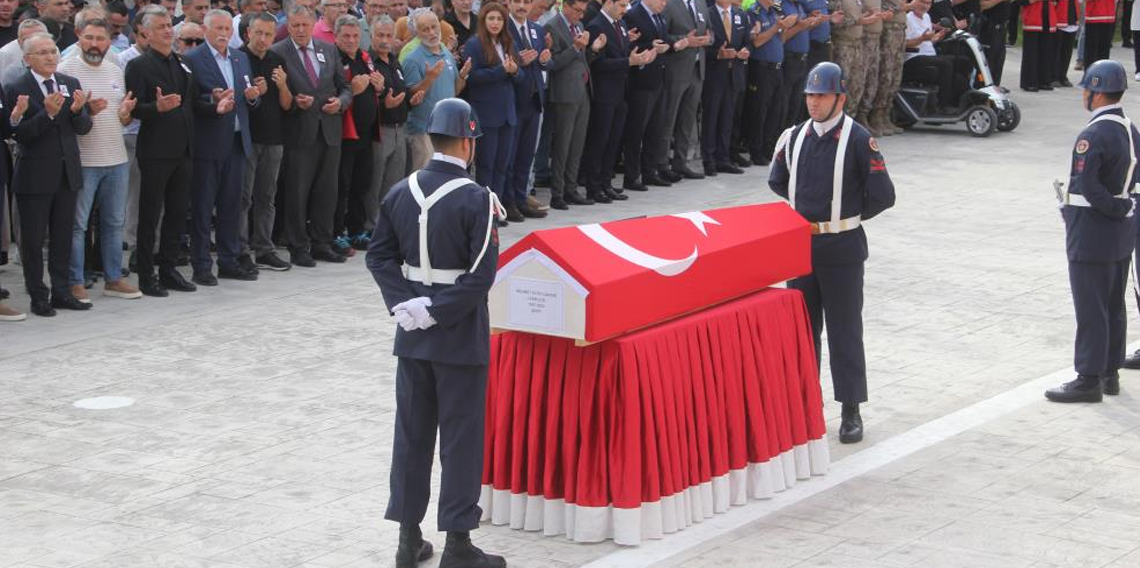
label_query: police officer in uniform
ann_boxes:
[769,62,896,443]
[366,98,507,568]
[1047,60,1140,403]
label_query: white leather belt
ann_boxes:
[810,215,862,234]
[403,263,464,285]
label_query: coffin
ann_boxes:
[489,203,811,342]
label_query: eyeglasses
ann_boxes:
[180,37,205,45]
[28,49,60,57]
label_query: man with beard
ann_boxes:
[0,0,19,47]
[60,17,142,304]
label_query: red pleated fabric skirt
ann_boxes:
[480,288,829,545]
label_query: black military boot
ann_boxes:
[839,403,863,444]
[1102,371,1120,396]
[1045,374,1103,403]
[1123,349,1140,369]
[439,531,506,568]
[395,524,434,568]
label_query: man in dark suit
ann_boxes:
[126,7,216,297]
[506,0,549,219]
[700,0,749,176]
[581,0,651,203]
[270,4,353,267]
[184,9,261,286]
[7,32,92,316]
[650,0,709,181]
[546,0,600,209]
[621,0,681,191]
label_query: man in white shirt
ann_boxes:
[60,16,142,303]
[903,0,957,111]
[0,19,48,87]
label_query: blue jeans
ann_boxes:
[71,163,129,286]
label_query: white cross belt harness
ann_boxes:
[1065,113,1138,208]
[779,114,863,234]
[402,171,506,286]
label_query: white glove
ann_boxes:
[393,309,418,331]
[393,297,437,330]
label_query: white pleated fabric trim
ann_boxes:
[478,437,830,546]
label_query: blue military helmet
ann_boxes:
[1078,60,1128,93]
[426,98,483,139]
[804,62,846,95]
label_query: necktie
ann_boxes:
[721,8,730,42]
[520,24,531,49]
[687,0,697,25]
[614,19,624,48]
[654,14,665,36]
[43,78,55,94]
[299,45,319,85]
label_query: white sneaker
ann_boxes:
[0,302,26,322]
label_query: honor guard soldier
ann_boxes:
[365,98,507,568]
[1047,60,1140,403]
[769,62,896,444]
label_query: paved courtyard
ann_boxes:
[3,49,1140,568]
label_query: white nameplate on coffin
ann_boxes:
[507,276,565,332]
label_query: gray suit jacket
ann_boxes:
[269,37,352,148]
[546,12,596,104]
[663,0,708,82]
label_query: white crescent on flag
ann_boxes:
[577,212,721,276]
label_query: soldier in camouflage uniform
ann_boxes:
[870,0,907,135]
[829,0,866,115]
[856,0,885,134]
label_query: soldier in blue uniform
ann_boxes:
[1047,60,1140,403]
[366,98,507,568]
[768,62,896,444]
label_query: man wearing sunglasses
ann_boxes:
[175,21,206,53]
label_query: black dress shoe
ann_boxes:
[1058,78,1073,88]
[1039,84,1054,91]
[752,155,771,167]
[239,255,259,275]
[219,265,258,281]
[703,163,718,177]
[674,166,705,180]
[731,154,751,168]
[1045,374,1103,403]
[192,270,218,286]
[839,403,863,444]
[660,169,683,183]
[1021,85,1039,92]
[1122,349,1140,369]
[0,286,8,300]
[312,248,347,263]
[31,300,56,317]
[495,218,510,227]
[549,198,569,211]
[139,276,168,297]
[716,163,744,174]
[565,192,594,205]
[51,295,93,311]
[603,186,629,201]
[505,205,525,222]
[622,179,649,191]
[291,250,317,267]
[589,189,613,204]
[643,172,673,187]
[159,268,197,292]
[395,525,435,568]
[439,531,505,568]
[518,203,548,218]
[1103,371,1120,396]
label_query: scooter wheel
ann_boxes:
[997,101,1021,132]
[966,106,998,137]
